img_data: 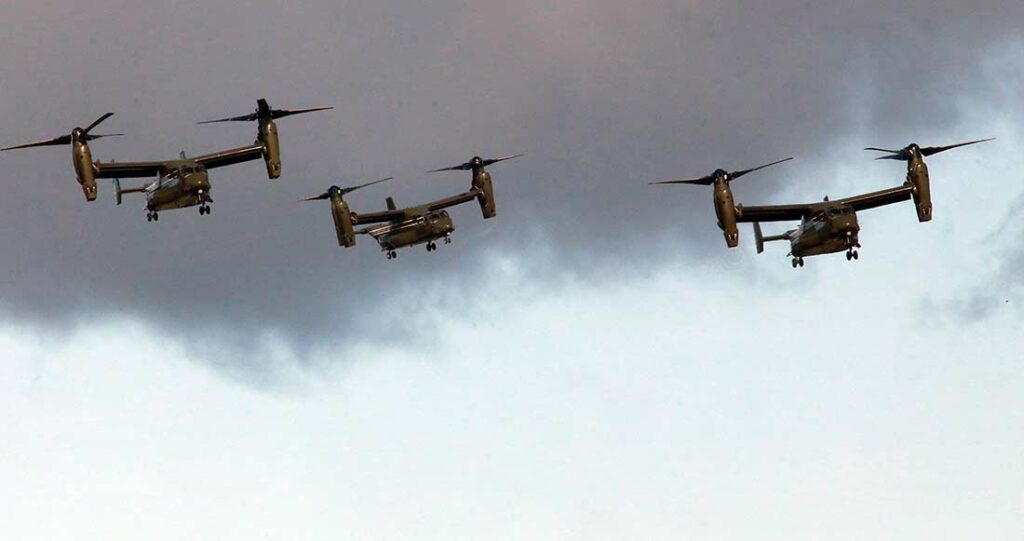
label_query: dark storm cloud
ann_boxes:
[0,1,1021,371]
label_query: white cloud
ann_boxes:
[2,226,1022,540]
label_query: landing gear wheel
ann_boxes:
[853,250,859,260]
[798,257,804,267]
[792,258,798,269]
[846,251,853,261]
[444,234,452,245]
[146,213,152,222]
[427,241,437,251]
[386,250,397,260]
[153,212,159,222]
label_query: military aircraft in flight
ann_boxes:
[2,100,331,221]
[299,154,521,259]
[651,138,992,267]
[650,156,909,266]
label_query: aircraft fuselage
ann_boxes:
[145,166,212,211]
[790,206,860,257]
[367,210,455,251]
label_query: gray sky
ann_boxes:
[0,0,1021,367]
[1,1,1023,538]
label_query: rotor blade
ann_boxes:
[82,133,124,142]
[649,176,713,186]
[339,176,392,195]
[298,192,331,202]
[428,153,525,173]
[0,134,72,151]
[865,147,910,161]
[82,112,115,135]
[729,157,793,180]
[428,163,471,173]
[481,153,524,167]
[919,138,995,157]
[197,113,260,124]
[269,106,334,120]
[873,153,908,161]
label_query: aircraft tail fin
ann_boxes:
[112,178,146,206]
[753,222,789,254]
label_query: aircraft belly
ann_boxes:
[373,220,455,250]
[793,228,832,257]
[793,231,858,257]
[149,189,202,211]
[798,242,841,257]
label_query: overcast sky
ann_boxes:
[1,1,1023,539]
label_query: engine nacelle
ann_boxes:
[473,169,496,219]
[906,159,932,222]
[260,119,282,179]
[72,140,98,201]
[714,181,739,248]
[330,194,357,247]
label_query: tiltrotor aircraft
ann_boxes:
[2,99,331,221]
[650,138,991,267]
[299,154,521,259]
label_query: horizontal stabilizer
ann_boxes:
[753,222,789,254]
[112,178,147,206]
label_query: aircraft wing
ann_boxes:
[351,209,408,225]
[833,185,914,212]
[735,203,813,223]
[737,185,916,222]
[94,160,169,179]
[194,144,265,170]
[352,190,481,225]
[426,190,479,212]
